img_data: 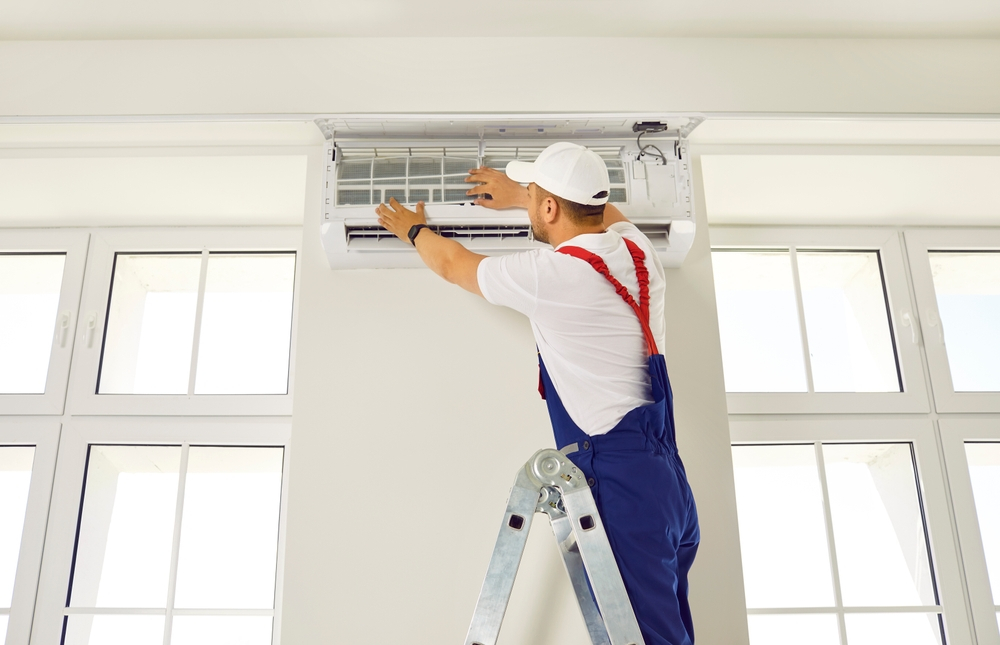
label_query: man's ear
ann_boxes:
[542,196,560,224]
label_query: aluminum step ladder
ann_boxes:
[464,448,646,645]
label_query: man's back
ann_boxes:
[477,221,666,435]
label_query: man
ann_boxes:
[375,142,700,645]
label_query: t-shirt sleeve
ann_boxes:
[477,251,542,317]
[607,220,645,243]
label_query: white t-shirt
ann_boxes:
[477,222,667,435]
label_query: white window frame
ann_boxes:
[729,416,975,645]
[29,417,292,645]
[1,421,60,645]
[939,418,1000,645]
[0,231,90,415]
[904,229,1000,413]
[68,228,302,416]
[710,227,929,414]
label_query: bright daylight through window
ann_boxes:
[0,254,66,394]
[712,250,899,393]
[965,442,1000,629]
[64,445,283,645]
[98,252,296,395]
[733,443,942,645]
[0,447,35,644]
[929,252,1000,392]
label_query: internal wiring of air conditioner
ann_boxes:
[636,130,672,165]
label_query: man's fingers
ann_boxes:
[474,198,499,210]
[415,201,426,217]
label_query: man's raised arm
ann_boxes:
[375,198,485,297]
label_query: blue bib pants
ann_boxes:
[541,240,700,645]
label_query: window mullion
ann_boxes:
[814,441,848,645]
[162,443,190,645]
[789,246,816,393]
[186,250,210,396]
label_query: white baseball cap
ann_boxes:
[505,142,611,206]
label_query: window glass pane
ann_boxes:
[0,254,65,393]
[844,613,942,645]
[732,445,834,607]
[63,615,164,645]
[712,251,808,392]
[69,446,180,608]
[0,447,34,607]
[747,614,839,645]
[99,254,201,394]
[171,616,273,645]
[824,444,936,606]
[928,252,1000,391]
[965,442,1000,602]
[797,252,900,392]
[173,447,283,609]
[193,254,295,395]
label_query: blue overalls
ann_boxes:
[539,238,700,645]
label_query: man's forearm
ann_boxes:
[413,229,485,296]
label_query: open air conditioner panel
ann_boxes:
[318,115,702,269]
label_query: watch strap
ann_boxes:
[407,224,430,246]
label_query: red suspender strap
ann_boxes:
[556,238,660,356]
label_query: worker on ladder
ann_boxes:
[375,142,700,645]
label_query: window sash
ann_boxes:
[0,422,59,645]
[710,227,929,414]
[29,418,292,645]
[67,228,302,416]
[0,231,90,415]
[904,229,1000,413]
[729,417,975,645]
[938,419,1000,645]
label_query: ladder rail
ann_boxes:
[464,468,541,645]
[463,449,645,645]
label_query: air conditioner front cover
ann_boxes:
[317,114,702,269]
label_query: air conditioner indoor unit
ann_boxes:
[315,114,704,269]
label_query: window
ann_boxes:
[1,227,298,645]
[735,442,943,645]
[98,252,296,396]
[0,423,60,645]
[0,255,65,394]
[0,231,89,415]
[905,229,1000,412]
[69,230,300,415]
[62,444,284,645]
[0,447,34,643]
[713,224,998,645]
[710,228,928,414]
[712,249,899,394]
[939,420,1000,644]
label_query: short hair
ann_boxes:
[535,185,606,224]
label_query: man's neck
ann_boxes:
[547,222,607,248]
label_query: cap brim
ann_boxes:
[504,160,535,183]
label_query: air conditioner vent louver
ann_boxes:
[318,114,702,269]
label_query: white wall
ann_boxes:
[5,35,999,645]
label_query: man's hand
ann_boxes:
[466,167,530,210]
[376,198,426,243]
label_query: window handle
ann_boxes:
[901,312,919,344]
[85,312,98,348]
[925,309,944,343]
[57,311,72,348]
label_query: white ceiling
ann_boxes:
[3,0,1000,39]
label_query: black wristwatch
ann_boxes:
[407,224,430,246]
